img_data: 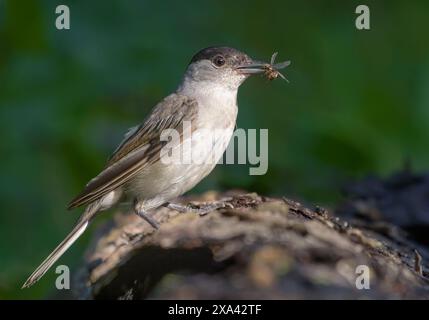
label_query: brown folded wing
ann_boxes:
[67,94,198,209]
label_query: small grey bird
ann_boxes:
[23,46,290,288]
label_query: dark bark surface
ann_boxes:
[74,172,429,299]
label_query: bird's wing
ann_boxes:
[67,93,199,210]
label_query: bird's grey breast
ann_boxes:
[126,85,238,208]
[181,83,238,182]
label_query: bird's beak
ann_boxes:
[235,60,268,75]
[236,53,291,81]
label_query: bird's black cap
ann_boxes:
[189,46,251,65]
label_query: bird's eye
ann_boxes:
[213,55,226,67]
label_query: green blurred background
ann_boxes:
[1,0,428,298]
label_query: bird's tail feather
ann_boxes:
[22,203,99,289]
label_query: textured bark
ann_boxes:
[73,184,429,299]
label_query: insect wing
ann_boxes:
[273,60,291,70]
[270,52,278,65]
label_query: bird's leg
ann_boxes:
[135,210,160,229]
[165,198,233,216]
[134,200,160,229]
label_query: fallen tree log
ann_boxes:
[73,189,429,299]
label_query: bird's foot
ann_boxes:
[134,198,160,229]
[165,198,233,216]
[134,209,160,229]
